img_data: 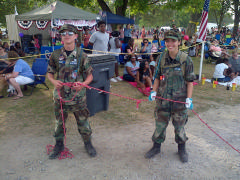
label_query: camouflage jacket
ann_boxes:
[155,50,195,100]
[47,47,93,105]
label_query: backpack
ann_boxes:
[155,51,188,80]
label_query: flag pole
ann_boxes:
[197,0,210,81]
[199,41,205,81]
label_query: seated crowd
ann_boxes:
[2,23,240,98]
[212,50,240,83]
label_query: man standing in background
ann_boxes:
[89,21,109,54]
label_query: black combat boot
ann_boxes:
[49,140,64,159]
[84,140,97,157]
[144,142,161,159]
[178,143,188,163]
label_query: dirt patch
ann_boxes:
[0,104,239,180]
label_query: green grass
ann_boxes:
[1,48,240,137]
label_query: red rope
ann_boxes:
[192,110,240,154]
[76,82,239,155]
[46,86,78,160]
[47,82,240,159]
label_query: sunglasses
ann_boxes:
[144,42,148,43]
[61,31,75,36]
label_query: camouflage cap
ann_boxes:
[59,24,77,34]
[164,30,181,41]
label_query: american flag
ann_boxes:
[198,0,210,41]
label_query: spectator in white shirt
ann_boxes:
[89,21,109,54]
[213,58,232,82]
[109,31,122,82]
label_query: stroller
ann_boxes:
[205,43,222,64]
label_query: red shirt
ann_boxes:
[83,34,91,47]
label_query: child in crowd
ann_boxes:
[32,35,40,54]
[109,31,122,82]
[136,60,153,95]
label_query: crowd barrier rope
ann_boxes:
[0,42,205,61]
[46,82,240,160]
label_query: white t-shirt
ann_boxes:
[213,63,228,78]
[109,37,121,56]
[89,31,109,54]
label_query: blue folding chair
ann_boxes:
[159,40,166,52]
[204,43,210,59]
[152,40,159,48]
[225,38,235,49]
[215,34,221,41]
[119,43,128,64]
[25,58,49,95]
[226,38,233,44]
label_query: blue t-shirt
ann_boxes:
[14,59,34,80]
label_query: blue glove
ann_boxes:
[185,98,193,110]
[149,91,156,101]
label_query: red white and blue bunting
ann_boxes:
[17,19,96,31]
[17,20,33,30]
[51,19,97,30]
[36,20,50,30]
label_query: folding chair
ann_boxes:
[225,38,234,49]
[119,43,128,64]
[25,58,49,95]
[159,40,166,52]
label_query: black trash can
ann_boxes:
[86,54,116,116]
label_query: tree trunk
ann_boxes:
[213,10,219,29]
[218,11,224,30]
[233,0,240,36]
[115,0,128,16]
[97,0,112,12]
[186,12,202,36]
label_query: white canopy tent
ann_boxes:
[5,15,20,43]
[8,1,98,46]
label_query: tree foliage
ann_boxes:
[211,0,231,29]
[231,0,240,36]
[0,0,34,27]
[0,0,235,36]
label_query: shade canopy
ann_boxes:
[15,1,98,21]
[102,11,134,24]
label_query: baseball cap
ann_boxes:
[164,30,181,41]
[59,24,77,34]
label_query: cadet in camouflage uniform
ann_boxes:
[47,24,96,159]
[145,30,195,163]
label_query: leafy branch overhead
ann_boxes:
[0,0,236,35]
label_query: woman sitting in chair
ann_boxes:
[4,51,34,99]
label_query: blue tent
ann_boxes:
[102,11,134,24]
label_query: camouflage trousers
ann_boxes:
[152,100,188,144]
[53,101,92,142]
